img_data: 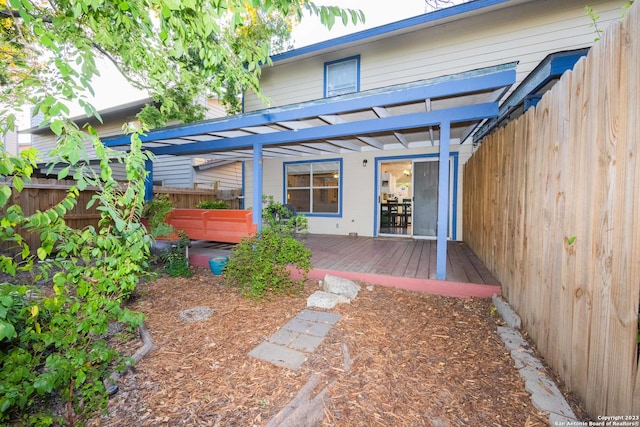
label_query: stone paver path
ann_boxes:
[248,309,341,369]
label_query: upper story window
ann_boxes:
[324,56,360,98]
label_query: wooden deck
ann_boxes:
[188,234,501,296]
[300,234,500,286]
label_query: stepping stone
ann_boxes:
[248,341,308,370]
[248,309,341,370]
[307,291,349,309]
[282,318,333,337]
[296,309,341,325]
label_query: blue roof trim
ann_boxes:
[103,63,515,149]
[273,0,510,63]
[149,103,499,156]
[473,48,589,142]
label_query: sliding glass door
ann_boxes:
[412,159,452,239]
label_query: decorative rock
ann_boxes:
[179,306,214,322]
[497,326,578,423]
[492,294,521,329]
[307,291,350,309]
[322,275,361,300]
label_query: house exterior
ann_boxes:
[104,0,627,279]
[27,98,228,187]
[241,0,625,238]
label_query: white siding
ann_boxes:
[244,0,626,111]
[194,162,243,190]
[31,120,125,161]
[2,130,19,155]
[152,156,195,187]
[203,99,227,119]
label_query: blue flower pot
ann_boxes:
[209,257,229,275]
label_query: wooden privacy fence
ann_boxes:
[0,178,242,253]
[463,4,639,418]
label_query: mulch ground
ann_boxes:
[90,268,577,426]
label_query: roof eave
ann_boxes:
[271,0,523,64]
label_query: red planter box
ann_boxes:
[166,209,257,244]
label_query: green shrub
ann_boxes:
[161,232,192,278]
[0,127,149,425]
[223,197,311,299]
[142,194,175,237]
[195,200,229,209]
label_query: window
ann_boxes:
[285,160,341,215]
[324,56,360,97]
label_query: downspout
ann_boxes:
[436,120,451,281]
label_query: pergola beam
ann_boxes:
[149,102,498,156]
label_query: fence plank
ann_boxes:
[567,57,591,399]
[553,68,574,384]
[629,3,640,414]
[605,19,637,415]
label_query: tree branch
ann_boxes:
[0,9,52,23]
[90,41,148,92]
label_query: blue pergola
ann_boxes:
[104,63,516,280]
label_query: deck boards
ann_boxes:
[300,235,500,286]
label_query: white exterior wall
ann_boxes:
[194,162,244,190]
[152,156,195,187]
[243,144,471,237]
[244,0,625,111]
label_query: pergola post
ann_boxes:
[436,120,451,280]
[252,143,263,231]
[144,158,153,201]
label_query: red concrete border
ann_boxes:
[190,253,501,299]
[295,268,500,299]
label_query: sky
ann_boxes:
[291,0,430,48]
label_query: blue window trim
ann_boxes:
[283,158,343,217]
[372,153,458,239]
[324,55,361,98]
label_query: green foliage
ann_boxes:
[142,194,175,238]
[195,200,229,209]
[224,197,311,299]
[585,5,603,41]
[585,1,634,41]
[0,128,150,424]
[0,0,364,132]
[161,232,192,278]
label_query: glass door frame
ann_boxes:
[411,157,454,240]
[374,153,459,240]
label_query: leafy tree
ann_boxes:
[0,0,364,128]
[0,0,363,423]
